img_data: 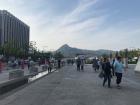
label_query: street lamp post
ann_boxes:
[42,46,48,65]
[124,48,128,68]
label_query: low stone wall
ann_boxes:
[0,77,28,95]
[42,65,48,71]
[9,70,24,80]
[29,66,38,76]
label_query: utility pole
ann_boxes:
[124,48,128,68]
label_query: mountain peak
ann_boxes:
[57,44,71,51]
[56,44,114,57]
[61,44,70,48]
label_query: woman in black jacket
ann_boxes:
[102,58,112,88]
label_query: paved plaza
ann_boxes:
[0,64,140,105]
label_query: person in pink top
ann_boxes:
[21,59,25,69]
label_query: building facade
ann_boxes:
[0,10,29,53]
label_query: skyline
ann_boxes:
[0,0,140,51]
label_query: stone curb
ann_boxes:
[0,68,58,95]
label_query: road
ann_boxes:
[0,64,140,105]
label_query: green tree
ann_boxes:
[0,46,4,54]
[54,52,64,60]
[101,53,109,58]
[2,40,26,58]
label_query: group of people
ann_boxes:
[101,56,126,89]
[76,58,85,71]
[67,59,74,65]
[45,59,53,73]
[75,56,126,89]
[45,59,64,73]
[0,58,26,73]
[92,58,100,71]
[7,59,25,69]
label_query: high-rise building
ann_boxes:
[0,10,29,52]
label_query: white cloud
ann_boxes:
[0,0,139,51]
[25,0,104,50]
[80,24,140,51]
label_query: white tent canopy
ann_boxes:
[135,57,140,72]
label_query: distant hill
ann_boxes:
[56,44,114,57]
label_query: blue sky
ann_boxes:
[0,0,140,51]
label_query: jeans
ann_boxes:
[115,72,122,85]
[103,74,111,87]
[81,65,84,71]
[77,64,80,71]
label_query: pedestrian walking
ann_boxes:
[102,58,112,88]
[81,59,85,71]
[76,57,81,71]
[97,59,100,70]
[71,60,74,65]
[21,59,25,69]
[100,58,104,70]
[114,56,126,89]
[27,60,30,69]
[48,60,52,73]
[58,59,61,69]
[92,58,98,72]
